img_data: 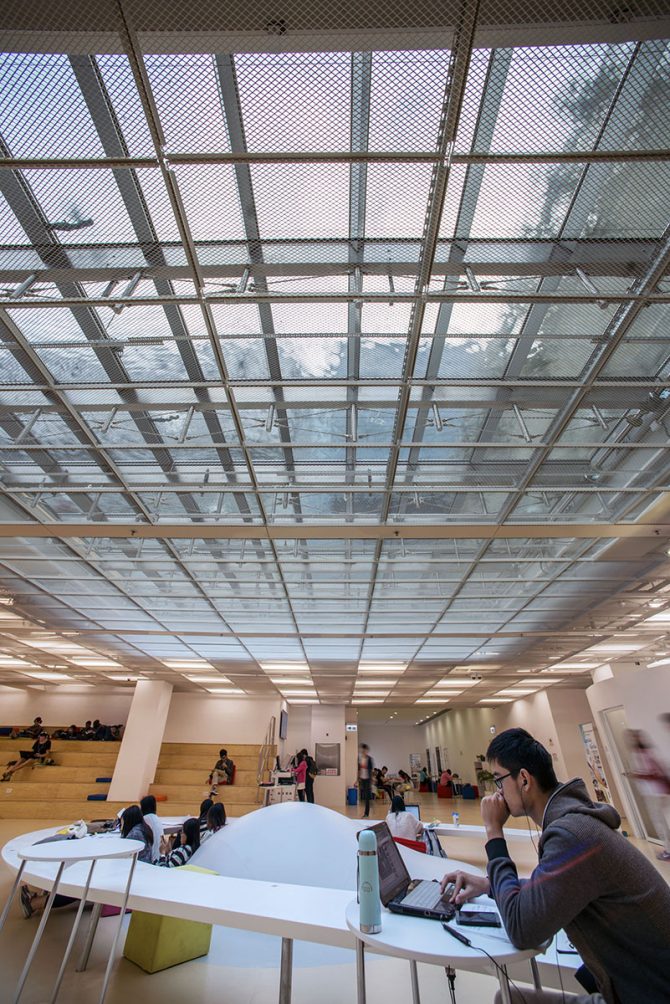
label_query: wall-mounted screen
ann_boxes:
[279,709,288,740]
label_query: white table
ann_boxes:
[0,835,143,1004]
[1,824,490,1004]
[345,898,543,1004]
[434,822,537,842]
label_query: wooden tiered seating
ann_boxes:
[0,738,271,820]
[150,743,269,817]
[0,737,120,820]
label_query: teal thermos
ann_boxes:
[358,828,382,933]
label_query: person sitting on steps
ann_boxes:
[2,731,51,781]
[208,748,235,796]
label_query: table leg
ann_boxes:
[278,936,293,1004]
[530,957,542,991]
[76,902,102,972]
[0,859,26,933]
[13,861,65,1004]
[409,959,420,1004]
[97,851,138,1004]
[496,965,513,1004]
[49,859,97,1004]
[355,939,366,1004]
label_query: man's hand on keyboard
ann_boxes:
[439,870,490,906]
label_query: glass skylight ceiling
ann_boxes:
[0,0,669,700]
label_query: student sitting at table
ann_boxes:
[441,728,670,1004]
[120,805,154,864]
[386,795,424,841]
[158,817,200,867]
[201,802,226,842]
[140,794,163,862]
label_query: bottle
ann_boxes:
[452,811,460,827]
[358,828,382,933]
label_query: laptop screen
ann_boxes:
[363,821,411,907]
[404,804,421,820]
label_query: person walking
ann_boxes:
[627,729,670,861]
[358,743,374,819]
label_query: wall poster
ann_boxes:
[578,722,614,805]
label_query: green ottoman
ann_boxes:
[123,865,216,973]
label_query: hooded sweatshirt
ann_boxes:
[486,778,670,1004]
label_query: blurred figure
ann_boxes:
[628,730,670,861]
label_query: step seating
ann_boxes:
[0,740,272,820]
[0,739,120,820]
[150,743,272,818]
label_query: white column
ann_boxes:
[310,705,346,810]
[108,680,173,802]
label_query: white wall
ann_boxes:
[422,707,497,783]
[0,686,132,728]
[357,723,423,776]
[163,694,282,744]
[311,704,346,811]
[493,691,568,780]
[283,704,312,763]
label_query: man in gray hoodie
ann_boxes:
[441,728,670,1004]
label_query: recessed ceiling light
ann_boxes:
[206,687,246,694]
[163,660,214,669]
[478,698,512,704]
[355,679,397,686]
[24,671,72,681]
[415,698,448,704]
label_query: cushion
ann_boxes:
[123,865,217,973]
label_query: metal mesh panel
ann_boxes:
[1,0,670,693]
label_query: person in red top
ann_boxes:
[294,751,308,802]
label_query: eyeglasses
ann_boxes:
[493,772,514,790]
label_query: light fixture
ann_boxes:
[186,675,231,683]
[163,659,214,669]
[415,698,448,704]
[648,658,670,668]
[354,679,397,687]
[478,698,512,704]
[24,671,72,681]
[205,687,246,694]
[71,659,121,668]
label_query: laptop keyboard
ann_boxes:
[403,881,453,909]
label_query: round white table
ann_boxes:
[0,835,144,1004]
[345,898,543,1004]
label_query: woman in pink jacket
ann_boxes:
[294,753,308,802]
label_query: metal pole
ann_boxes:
[409,958,421,1003]
[13,861,66,1003]
[49,859,97,1003]
[496,965,513,1004]
[278,936,293,1004]
[0,859,26,933]
[76,902,102,972]
[530,956,542,991]
[355,938,366,1004]
[97,852,138,1004]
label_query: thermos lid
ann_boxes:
[358,829,377,852]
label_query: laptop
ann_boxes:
[365,821,456,920]
[404,804,421,820]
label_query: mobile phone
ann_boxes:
[457,909,501,928]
